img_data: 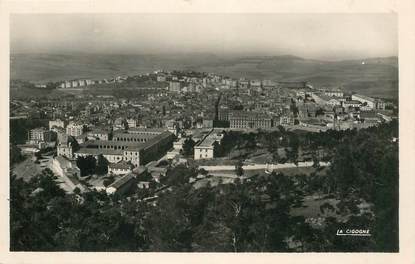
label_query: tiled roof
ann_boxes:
[108,161,133,169]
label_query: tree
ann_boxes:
[286,133,300,164]
[312,153,320,168]
[145,185,194,251]
[96,154,109,175]
[182,137,195,157]
[73,187,81,195]
[235,159,244,177]
[10,144,24,165]
[198,168,209,177]
[10,170,67,251]
[373,143,399,252]
[213,141,221,157]
[162,164,197,186]
[290,99,299,118]
[76,156,96,176]
[315,108,325,117]
[122,119,129,130]
[271,147,281,163]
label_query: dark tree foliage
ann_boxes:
[76,156,97,176]
[10,166,301,252]
[235,159,244,177]
[315,108,325,117]
[182,137,196,157]
[122,119,129,130]
[161,164,197,186]
[320,120,399,252]
[213,120,230,128]
[10,144,25,165]
[286,132,300,164]
[11,170,150,251]
[96,154,109,176]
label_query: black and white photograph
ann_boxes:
[7,8,404,256]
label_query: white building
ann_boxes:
[324,89,344,97]
[66,122,84,137]
[87,129,110,141]
[169,81,181,92]
[127,119,137,128]
[28,127,54,143]
[123,148,140,167]
[194,130,219,160]
[173,138,186,151]
[57,135,76,159]
[342,100,362,109]
[194,139,215,160]
[351,94,376,109]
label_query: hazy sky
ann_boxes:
[10,13,397,60]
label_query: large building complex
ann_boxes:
[228,111,273,129]
[73,129,174,167]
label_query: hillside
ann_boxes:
[10,53,398,99]
[193,55,398,99]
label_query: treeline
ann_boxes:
[10,167,305,251]
[76,155,109,176]
[215,121,398,164]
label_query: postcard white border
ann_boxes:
[1,0,414,263]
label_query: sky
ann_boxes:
[10,13,398,60]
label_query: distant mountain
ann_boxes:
[10,53,223,81]
[10,53,398,99]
